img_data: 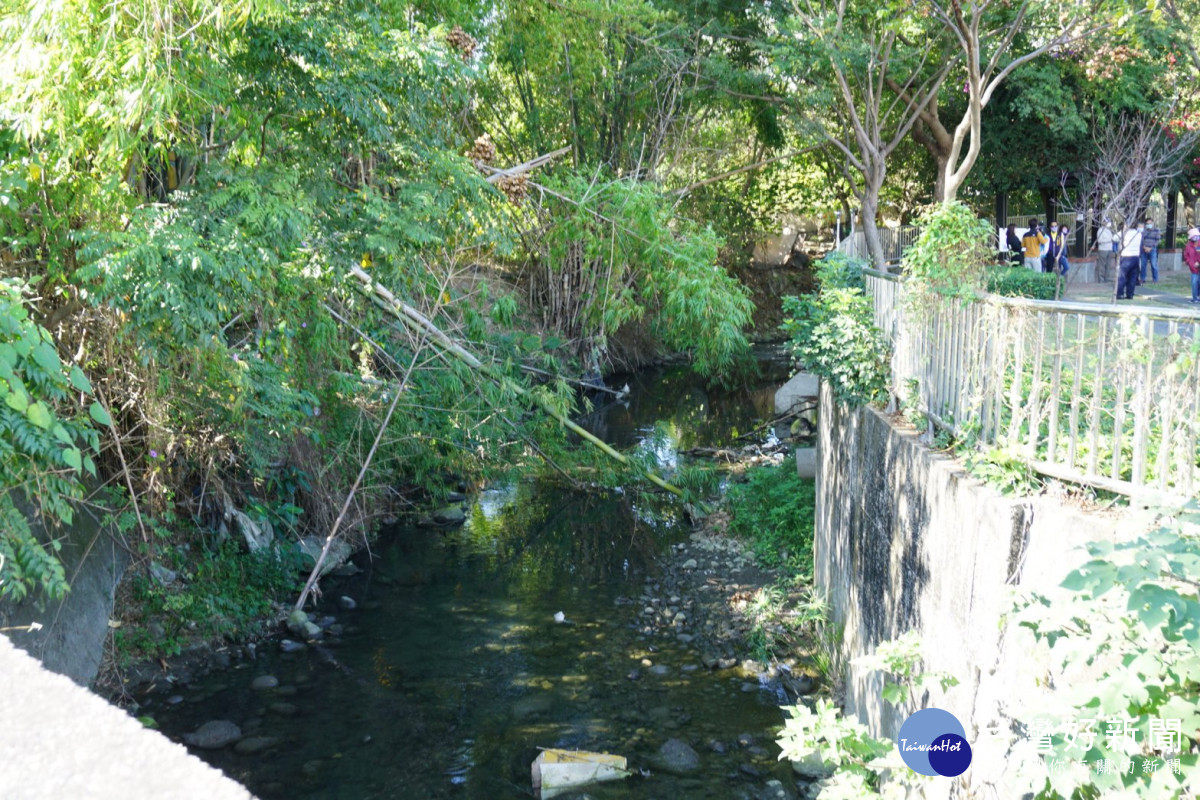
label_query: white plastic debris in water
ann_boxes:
[553,611,566,623]
[532,749,629,799]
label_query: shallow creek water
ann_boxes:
[153,352,799,799]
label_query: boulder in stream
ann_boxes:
[419,505,466,527]
[183,720,242,749]
[653,738,701,775]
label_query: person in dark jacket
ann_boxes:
[1044,220,1068,273]
[1005,224,1022,266]
[1139,217,1161,283]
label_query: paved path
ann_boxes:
[1063,269,1198,310]
[0,634,252,800]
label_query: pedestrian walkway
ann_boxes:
[1061,269,1199,310]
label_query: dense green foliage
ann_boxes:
[727,461,816,573]
[904,202,993,302]
[0,279,105,600]
[782,254,890,406]
[0,0,765,611]
[525,172,754,374]
[985,265,1059,299]
[117,541,306,657]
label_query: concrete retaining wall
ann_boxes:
[815,383,1150,796]
[0,501,129,686]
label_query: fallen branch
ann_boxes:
[294,330,423,610]
[732,407,813,442]
[520,364,623,396]
[349,265,684,497]
[479,146,572,183]
[682,441,791,460]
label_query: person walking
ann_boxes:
[1021,219,1047,272]
[1139,217,1161,283]
[1185,227,1200,303]
[1093,218,1115,283]
[1047,221,1070,276]
[1005,223,1022,266]
[1118,224,1142,300]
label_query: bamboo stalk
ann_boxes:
[479,146,573,183]
[349,266,684,497]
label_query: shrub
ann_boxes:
[904,201,993,303]
[0,278,105,600]
[813,250,868,293]
[984,265,1058,299]
[727,461,816,574]
[782,287,890,406]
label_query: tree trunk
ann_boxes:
[912,119,950,204]
[860,185,885,268]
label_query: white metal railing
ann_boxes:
[836,226,919,263]
[864,268,1200,499]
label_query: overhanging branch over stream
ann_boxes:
[347,265,685,498]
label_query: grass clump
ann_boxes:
[115,540,305,661]
[726,461,816,575]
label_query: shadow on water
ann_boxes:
[152,354,797,799]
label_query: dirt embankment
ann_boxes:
[732,259,817,338]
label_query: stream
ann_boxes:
[151,348,801,799]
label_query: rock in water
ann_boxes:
[286,608,309,636]
[760,779,796,800]
[250,675,279,690]
[234,736,280,755]
[183,720,242,749]
[432,505,466,526]
[654,738,701,775]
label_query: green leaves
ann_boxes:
[25,401,51,429]
[782,262,890,407]
[88,402,112,427]
[533,172,753,377]
[904,201,993,304]
[727,461,816,572]
[0,278,101,600]
[1010,515,1200,799]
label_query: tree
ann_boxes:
[1075,109,1198,302]
[782,0,953,267]
[923,0,1117,203]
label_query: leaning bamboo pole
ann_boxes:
[348,266,684,497]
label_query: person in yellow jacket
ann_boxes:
[1020,219,1048,271]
